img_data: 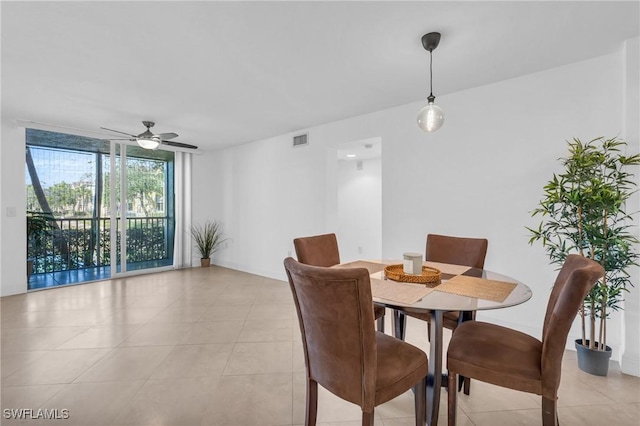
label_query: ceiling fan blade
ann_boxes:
[157,132,178,140]
[161,140,198,150]
[100,127,137,138]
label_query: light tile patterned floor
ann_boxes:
[1,266,639,425]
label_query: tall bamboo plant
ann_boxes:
[528,137,640,351]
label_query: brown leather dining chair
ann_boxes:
[446,254,604,426]
[394,233,488,394]
[293,233,387,333]
[284,257,428,426]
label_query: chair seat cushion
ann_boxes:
[375,332,428,405]
[447,321,543,395]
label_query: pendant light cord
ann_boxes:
[429,49,433,98]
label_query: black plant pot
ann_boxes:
[575,339,612,376]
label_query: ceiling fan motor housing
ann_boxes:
[139,121,156,139]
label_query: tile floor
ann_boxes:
[1,266,639,425]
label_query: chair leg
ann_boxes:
[362,409,375,426]
[306,379,318,426]
[448,371,457,426]
[414,376,427,426]
[456,375,471,395]
[456,311,473,396]
[393,310,407,340]
[542,396,559,426]
[376,315,385,334]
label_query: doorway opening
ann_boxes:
[335,137,382,262]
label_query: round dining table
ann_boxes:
[337,259,533,426]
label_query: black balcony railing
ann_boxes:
[29,217,172,275]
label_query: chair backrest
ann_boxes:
[425,234,488,269]
[283,257,376,408]
[541,254,604,398]
[293,233,341,267]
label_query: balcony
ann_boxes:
[28,216,173,290]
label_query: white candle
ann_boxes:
[403,252,423,275]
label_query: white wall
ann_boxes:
[0,118,27,296]
[193,48,638,368]
[192,134,331,275]
[621,37,640,376]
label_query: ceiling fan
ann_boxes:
[100,121,198,150]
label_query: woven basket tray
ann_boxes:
[384,264,442,286]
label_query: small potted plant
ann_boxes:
[27,210,55,277]
[528,136,640,376]
[189,220,228,267]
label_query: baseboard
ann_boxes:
[621,351,640,377]
[212,260,287,282]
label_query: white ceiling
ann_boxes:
[2,1,638,152]
[337,137,382,161]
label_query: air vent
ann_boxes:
[292,133,309,147]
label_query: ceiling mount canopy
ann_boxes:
[417,32,445,133]
[421,31,441,52]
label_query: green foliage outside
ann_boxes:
[102,158,166,217]
[27,180,93,217]
[26,210,55,258]
[528,137,640,351]
[29,218,170,274]
[27,153,166,218]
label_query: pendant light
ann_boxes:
[417,32,444,132]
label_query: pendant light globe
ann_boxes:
[417,102,444,132]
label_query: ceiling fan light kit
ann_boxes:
[136,137,160,150]
[100,121,198,150]
[417,32,445,133]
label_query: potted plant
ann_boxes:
[26,210,55,278]
[189,220,228,267]
[528,136,640,376]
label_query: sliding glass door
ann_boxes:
[108,141,175,275]
[26,129,175,289]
